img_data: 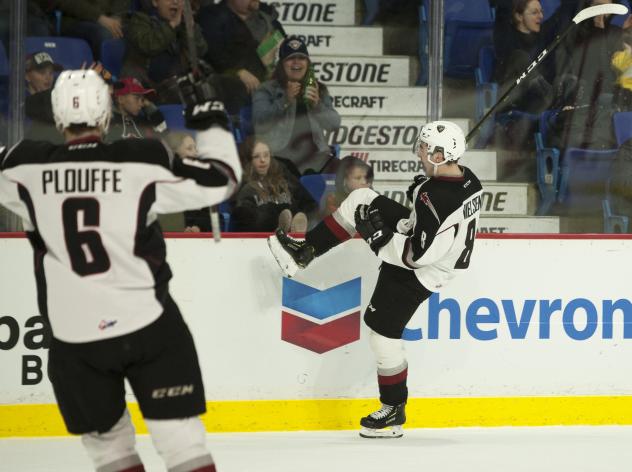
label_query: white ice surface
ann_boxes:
[1,426,631,472]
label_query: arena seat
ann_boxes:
[0,41,8,76]
[25,37,93,70]
[473,46,498,148]
[602,198,629,233]
[540,0,561,21]
[299,174,336,205]
[100,38,126,79]
[534,109,561,215]
[158,104,186,130]
[613,111,632,147]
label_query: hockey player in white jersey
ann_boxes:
[268,120,483,438]
[0,70,242,471]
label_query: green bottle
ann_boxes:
[302,66,317,108]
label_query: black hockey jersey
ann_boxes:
[0,127,241,342]
[378,166,483,290]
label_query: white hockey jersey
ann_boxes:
[0,127,241,343]
[378,166,483,290]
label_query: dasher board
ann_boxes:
[311,55,412,86]
[270,0,356,25]
[328,117,469,149]
[285,26,383,55]
[478,216,560,234]
[371,181,530,215]
[328,86,426,116]
[340,148,497,181]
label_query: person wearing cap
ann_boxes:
[252,35,341,176]
[25,51,63,95]
[107,76,167,141]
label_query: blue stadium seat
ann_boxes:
[611,0,631,27]
[299,174,336,205]
[100,38,126,79]
[158,104,186,130]
[239,104,254,141]
[363,0,380,25]
[473,46,498,148]
[421,0,494,79]
[540,0,561,21]
[602,197,629,233]
[557,148,618,212]
[613,111,632,147]
[25,37,93,70]
[0,41,8,76]
[534,109,561,215]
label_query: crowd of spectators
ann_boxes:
[0,0,348,233]
[7,0,632,232]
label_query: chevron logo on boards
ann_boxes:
[281,277,361,353]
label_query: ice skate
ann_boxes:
[359,403,406,438]
[267,228,315,278]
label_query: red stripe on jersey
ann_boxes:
[119,465,145,472]
[324,215,352,242]
[378,368,408,386]
[401,238,416,269]
[190,466,216,472]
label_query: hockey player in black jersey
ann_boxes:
[0,70,242,471]
[268,120,483,438]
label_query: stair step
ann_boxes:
[275,0,357,26]
[328,85,426,116]
[329,116,469,149]
[372,181,536,216]
[340,148,497,181]
[312,55,413,86]
[478,216,560,234]
[285,25,383,55]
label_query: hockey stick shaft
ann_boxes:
[466,3,628,144]
[182,0,222,242]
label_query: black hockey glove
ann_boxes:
[406,174,427,203]
[354,204,393,254]
[177,73,230,131]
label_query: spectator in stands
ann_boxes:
[56,0,131,60]
[232,136,317,232]
[612,27,632,109]
[164,131,215,232]
[25,52,62,96]
[122,0,207,103]
[492,0,577,151]
[551,0,624,150]
[198,0,286,96]
[322,155,374,217]
[108,76,167,141]
[253,35,341,176]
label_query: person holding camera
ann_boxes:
[252,35,341,175]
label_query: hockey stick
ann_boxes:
[466,3,629,144]
[182,0,222,242]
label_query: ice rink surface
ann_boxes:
[2,426,632,472]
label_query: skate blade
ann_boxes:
[359,425,403,439]
[267,235,299,278]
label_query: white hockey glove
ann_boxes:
[354,204,393,254]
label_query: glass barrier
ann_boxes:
[1,0,630,234]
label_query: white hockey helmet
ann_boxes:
[412,120,466,163]
[51,70,111,133]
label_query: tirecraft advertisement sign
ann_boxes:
[311,56,411,86]
[0,315,50,386]
[342,149,497,181]
[328,86,426,117]
[285,26,382,55]
[269,1,355,25]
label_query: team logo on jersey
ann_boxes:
[281,278,361,353]
[98,319,117,330]
[419,192,440,222]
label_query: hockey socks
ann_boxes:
[306,214,353,257]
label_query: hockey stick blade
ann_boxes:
[466,3,629,144]
[573,3,628,24]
